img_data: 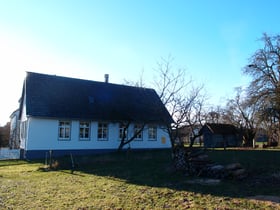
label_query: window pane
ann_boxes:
[84,128,89,138]
[59,128,64,138]
[65,128,70,138]
[79,128,83,138]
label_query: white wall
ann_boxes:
[25,118,171,151]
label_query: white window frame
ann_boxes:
[58,121,71,140]
[98,122,108,141]
[148,125,157,140]
[79,121,90,140]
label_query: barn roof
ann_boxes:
[200,123,237,135]
[20,72,173,124]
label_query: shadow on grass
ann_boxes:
[41,149,280,200]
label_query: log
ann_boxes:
[225,163,242,170]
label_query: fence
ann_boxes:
[0,148,20,160]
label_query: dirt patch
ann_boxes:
[247,195,280,204]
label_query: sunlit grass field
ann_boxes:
[0,149,280,209]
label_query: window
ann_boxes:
[119,122,128,140]
[98,123,108,140]
[79,122,90,140]
[148,125,157,140]
[59,121,71,140]
[134,124,143,140]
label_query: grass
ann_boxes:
[0,149,280,209]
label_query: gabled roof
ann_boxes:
[20,72,173,124]
[200,123,237,135]
[177,124,202,137]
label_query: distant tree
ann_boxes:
[243,33,280,145]
[205,106,225,124]
[207,111,220,124]
[0,122,10,147]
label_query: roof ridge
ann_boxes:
[26,71,155,92]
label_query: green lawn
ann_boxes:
[0,149,280,209]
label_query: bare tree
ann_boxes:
[122,56,207,154]
[115,89,157,151]
[117,121,145,151]
[183,86,207,148]
[205,106,226,124]
[224,87,259,147]
[123,69,146,88]
[0,122,10,147]
[153,56,207,149]
[207,111,220,124]
[243,33,280,145]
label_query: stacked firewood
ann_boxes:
[173,147,247,179]
[172,146,188,171]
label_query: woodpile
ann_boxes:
[173,147,247,180]
[172,146,188,171]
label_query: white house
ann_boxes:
[18,72,173,159]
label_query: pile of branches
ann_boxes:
[172,146,247,180]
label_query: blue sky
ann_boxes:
[0,0,279,125]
